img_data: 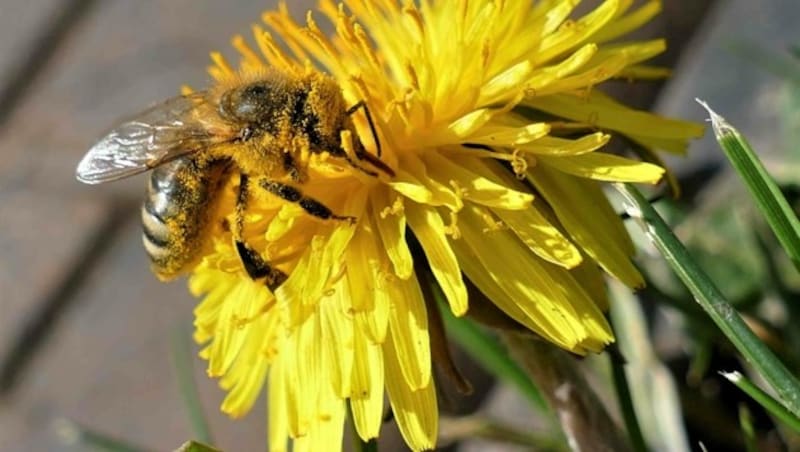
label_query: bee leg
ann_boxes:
[346,100,382,157]
[260,179,356,223]
[282,152,304,182]
[345,101,396,178]
[235,241,288,290]
[343,154,378,177]
[235,174,288,290]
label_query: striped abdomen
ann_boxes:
[141,157,225,280]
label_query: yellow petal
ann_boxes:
[355,286,391,345]
[448,108,494,139]
[191,268,238,343]
[371,188,413,279]
[388,168,434,204]
[529,165,643,288]
[592,0,662,43]
[570,253,611,311]
[460,158,581,267]
[282,313,322,438]
[294,390,345,452]
[530,0,581,38]
[220,314,275,417]
[425,153,533,210]
[539,152,665,183]
[533,53,628,96]
[495,205,583,269]
[534,0,618,65]
[265,204,302,241]
[320,286,354,398]
[453,204,613,352]
[386,272,431,390]
[405,203,468,316]
[345,221,381,312]
[384,329,438,451]
[350,329,385,441]
[526,91,704,153]
[207,279,272,377]
[467,122,550,146]
[528,43,598,93]
[588,39,666,69]
[517,133,610,156]
[396,152,462,210]
[478,60,534,106]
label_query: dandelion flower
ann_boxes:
[188,1,704,450]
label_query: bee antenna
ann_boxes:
[346,100,382,158]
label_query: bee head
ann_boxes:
[219,82,274,125]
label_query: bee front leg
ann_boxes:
[235,174,288,290]
[282,152,305,183]
[259,179,356,223]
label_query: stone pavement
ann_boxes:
[0,1,736,450]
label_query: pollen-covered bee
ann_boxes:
[76,69,393,289]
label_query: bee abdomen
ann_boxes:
[141,202,170,261]
[141,158,223,280]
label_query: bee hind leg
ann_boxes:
[235,174,288,290]
[260,179,356,224]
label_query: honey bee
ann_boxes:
[76,69,394,289]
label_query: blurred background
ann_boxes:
[0,0,798,450]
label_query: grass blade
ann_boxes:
[609,279,690,452]
[171,327,213,444]
[608,346,648,452]
[721,371,800,434]
[737,404,758,452]
[697,99,800,272]
[615,182,800,418]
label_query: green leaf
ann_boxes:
[721,371,800,434]
[697,100,800,272]
[437,302,547,411]
[615,182,800,418]
[175,441,222,452]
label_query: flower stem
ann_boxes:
[502,333,631,452]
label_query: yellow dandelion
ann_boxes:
[186,1,703,451]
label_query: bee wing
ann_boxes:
[76,92,232,184]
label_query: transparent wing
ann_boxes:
[76,92,232,184]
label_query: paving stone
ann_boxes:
[0,0,68,92]
[0,190,109,380]
[0,0,315,197]
[2,218,266,451]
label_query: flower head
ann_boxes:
[189,1,703,450]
